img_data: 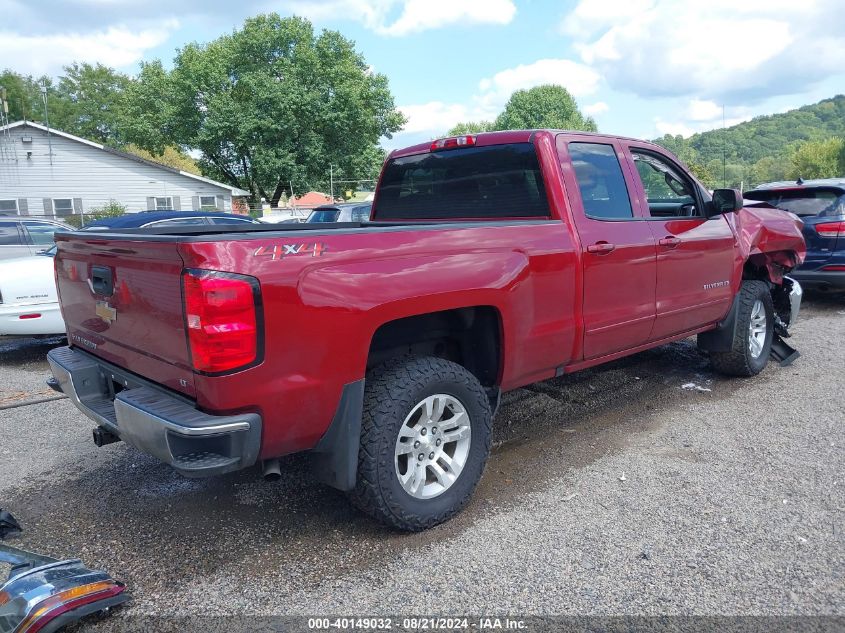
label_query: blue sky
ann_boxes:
[4,0,845,150]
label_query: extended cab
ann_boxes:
[47,131,805,531]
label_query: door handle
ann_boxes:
[658,236,681,248]
[587,242,615,254]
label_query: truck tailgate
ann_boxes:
[55,236,196,397]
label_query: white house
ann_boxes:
[0,121,249,219]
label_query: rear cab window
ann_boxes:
[308,210,341,223]
[745,188,845,218]
[373,143,550,220]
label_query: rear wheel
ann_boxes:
[350,356,492,531]
[709,280,774,377]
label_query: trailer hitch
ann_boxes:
[0,510,127,633]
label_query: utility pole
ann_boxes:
[722,104,726,188]
[41,83,53,165]
[329,163,334,201]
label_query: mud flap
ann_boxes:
[770,334,800,366]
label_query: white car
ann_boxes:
[0,247,64,336]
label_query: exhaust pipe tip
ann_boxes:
[92,426,121,448]
[262,459,281,482]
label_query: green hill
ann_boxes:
[654,95,845,188]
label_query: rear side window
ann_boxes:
[374,143,550,220]
[745,189,845,217]
[567,142,633,220]
[0,221,22,245]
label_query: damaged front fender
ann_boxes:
[731,205,806,283]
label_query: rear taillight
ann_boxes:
[182,270,262,374]
[821,265,845,272]
[815,221,845,238]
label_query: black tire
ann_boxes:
[350,356,492,531]
[709,280,774,377]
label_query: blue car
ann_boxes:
[745,178,845,292]
[80,210,259,231]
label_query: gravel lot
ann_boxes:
[0,295,843,625]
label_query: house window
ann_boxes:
[53,198,74,217]
[0,200,17,214]
[155,197,173,210]
[200,195,217,210]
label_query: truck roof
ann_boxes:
[388,129,667,159]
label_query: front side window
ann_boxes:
[53,198,73,217]
[631,150,700,218]
[374,143,550,220]
[0,200,17,214]
[200,196,217,210]
[22,221,61,245]
[155,197,173,211]
[567,142,633,220]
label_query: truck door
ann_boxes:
[557,135,657,360]
[622,145,736,340]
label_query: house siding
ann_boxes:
[0,124,240,217]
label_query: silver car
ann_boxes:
[306,202,372,224]
[0,216,74,260]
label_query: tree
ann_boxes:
[119,14,405,204]
[124,144,202,175]
[54,63,131,144]
[447,121,495,136]
[786,137,845,180]
[0,70,61,124]
[494,85,597,132]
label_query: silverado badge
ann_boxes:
[95,301,117,324]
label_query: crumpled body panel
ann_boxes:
[731,205,806,283]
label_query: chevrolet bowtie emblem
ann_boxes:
[95,301,117,324]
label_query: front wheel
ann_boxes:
[709,280,774,377]
[350,356,492,531]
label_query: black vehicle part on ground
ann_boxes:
[0,539,127,633]
[0,510,21,540]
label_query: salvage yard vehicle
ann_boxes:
[0,246,64,337]
[745,178,845,292]
[46,130,805,531]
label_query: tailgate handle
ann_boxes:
[91,266,114,296]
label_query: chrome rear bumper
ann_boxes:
[47,346,261,477]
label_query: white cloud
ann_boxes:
[686,99,722,121]
[287,0,516,36]
[0,20,178,75]
[477,58,600,104]
[583,101,609,116]
[396,57,601,140]
[654,105,754,139]
[563,0,845,102]
[397,102,489,135]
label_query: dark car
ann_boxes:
[80,210,259,231]
[306,202,372,223]
[745,178,845,292]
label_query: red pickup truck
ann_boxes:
[48,130,805,531]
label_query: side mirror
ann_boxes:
[708,188,743,217]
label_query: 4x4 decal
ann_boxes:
[254,242,328,260]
